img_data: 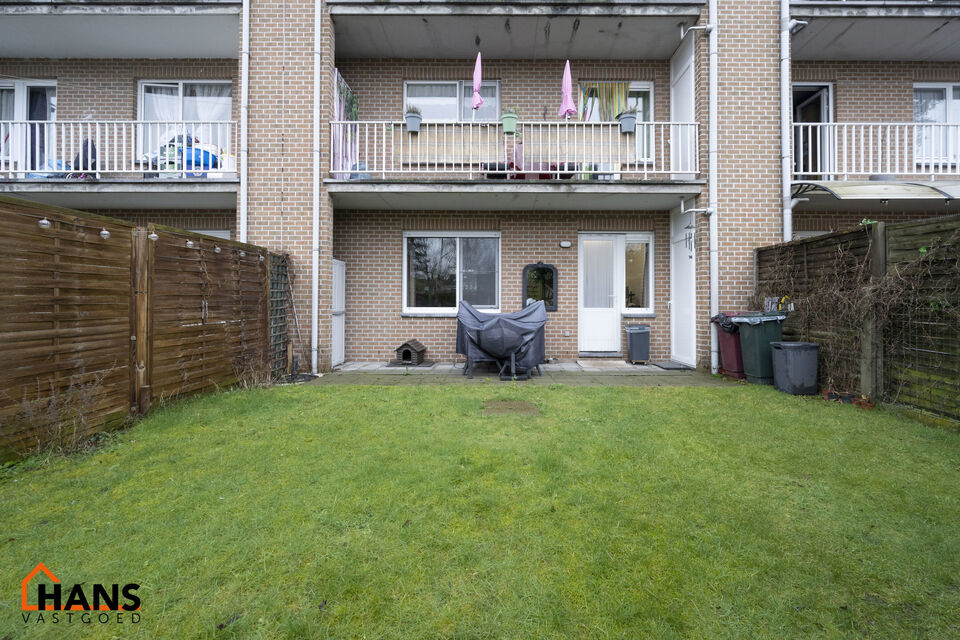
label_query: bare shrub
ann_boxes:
[233,350,275,389]
[5,368,119,458]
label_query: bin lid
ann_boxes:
[625,324,650,332]
[730,312,787,325]
[770,341,819,349]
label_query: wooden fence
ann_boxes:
[0,197,290,459]
[755,215,960,425]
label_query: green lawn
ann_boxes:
[2,384,959,638]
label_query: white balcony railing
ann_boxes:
[794,122,960,179]
[0,121,238,180]
[330,120,699,180]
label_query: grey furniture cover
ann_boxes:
[456,300,547,372]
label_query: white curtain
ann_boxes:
[142,84,179,156]
[582,238,615,308]
[0,88,13,120]
[183,83,232,149]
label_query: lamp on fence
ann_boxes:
[259,255,264,262]
[37,218,52,230]
[148,232,159,241]
[239,251,246,257]
[214,246,222,254]
[99,229,111,240]
[186,240,195,249]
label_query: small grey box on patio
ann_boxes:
[625,324,651,364]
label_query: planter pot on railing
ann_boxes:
[404,112,422,133]
[617,112,637,134]
[501,113,518,135]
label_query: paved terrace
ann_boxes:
[310,360,736,387]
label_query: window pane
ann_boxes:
[0,88,14,120]
[525,266,555,308]
[461,82,499,121]
[915,88,946,123]
[183,83,232,121]
[625,241,650,309]
[628,89,651,121]
[407,237,456,308]
[461,237,498,308]
[406,83,458,121]
[582,238,616,308]
[143,84,179,121]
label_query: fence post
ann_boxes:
[133,226,154,414]
[860,222,886,401]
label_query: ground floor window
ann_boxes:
[624,233,654,314]
[403,231,500,313]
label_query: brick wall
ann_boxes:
[0,59,239,121]
[794,61,960,122]
[333,210,671,363]
[335,58,671,122]
[244,0,336,371]
[104,210,237,238]
[715,0,783,317]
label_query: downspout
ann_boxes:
[311,0,323,374]
[238,0,249,242]
[708,0,720,374]
[780,0,793,241]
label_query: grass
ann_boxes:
[1,383,959,638]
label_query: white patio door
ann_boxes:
[578,234,624,353]
[670,207,697,367]
[332,259,345,367]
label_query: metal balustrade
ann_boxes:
[0,120,237,179]
[330,120,700,180]
[793,122,960,179]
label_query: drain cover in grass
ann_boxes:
[483,400,540,416]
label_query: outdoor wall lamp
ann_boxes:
[559,240,572,248]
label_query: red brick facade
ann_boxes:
[333,210,671,362]
[2,2,957,370]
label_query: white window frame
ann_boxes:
[0,80,57,169]
[402,230,501,314]
[913,82,960,164]
[403,80,501,123]
[137,79,233,122]
[622,231,655,316]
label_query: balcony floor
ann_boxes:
[325,179,704,211]
[0,179,238,210]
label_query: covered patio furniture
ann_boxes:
[456,300,547,380]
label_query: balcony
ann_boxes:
[0,120,238,209]
[326,120,701,211]
[793,122,960,180]
[792,121,960,214]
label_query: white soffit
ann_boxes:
[0,13,240,59]
[329,5,703,60]
[791,14,960,61]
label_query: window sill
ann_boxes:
[401,312,458,318]
[622,311,655,319]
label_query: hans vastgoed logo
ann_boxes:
[20,563,141,625]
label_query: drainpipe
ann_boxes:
[780,0,793,242]
[708,0,720,374]
[238,0,250,242]
[311,0,323,374]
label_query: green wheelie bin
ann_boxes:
[730,312,787,385]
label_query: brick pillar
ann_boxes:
[245,0,336,371]
[715,0,783,312]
